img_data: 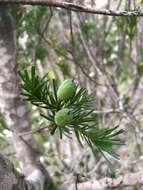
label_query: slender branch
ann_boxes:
[18,124,52,136]
[33,8,53,66]
[68,11,101,85]
[0,0,143,16]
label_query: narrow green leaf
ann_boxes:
[31,66,35,80]
[97,147,115,173]
[18,71,25,82]
[84,136,98,161]
[105,149,120,160]
[24,69,30,82]
[70,88,85,105]
[58,127,63,139]
[40,113,54,122]
[49,93,56,105]
[21,92,31,97]
[108,129,124,138]
[52,79,58,101]
[41,72,49,80]
[74,129,84,148]
[50,125,57,135]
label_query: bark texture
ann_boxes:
[0,5,51,190]
[0,153,27,190]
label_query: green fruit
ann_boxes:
[54,108,73,126]
[57,79,76,101]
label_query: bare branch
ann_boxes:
[0,0,143,16]
[18,125,52,136]
[59,170,143,190]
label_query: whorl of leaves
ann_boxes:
[19,66,124,171]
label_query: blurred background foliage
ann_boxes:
[0,0,142,188]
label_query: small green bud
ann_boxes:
[54,108,73,126]
[57,79,76,101]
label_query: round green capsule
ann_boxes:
[54,108,73,126]
[57,79,76,101]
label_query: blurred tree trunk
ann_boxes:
[0,5,52,190]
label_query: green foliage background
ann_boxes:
[1,2,143,188]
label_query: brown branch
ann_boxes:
[18,125,52,136]
[0,0,143,16]
[59,170,143,190]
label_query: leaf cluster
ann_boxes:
[19,66,124,171]
[113,8,138,41]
